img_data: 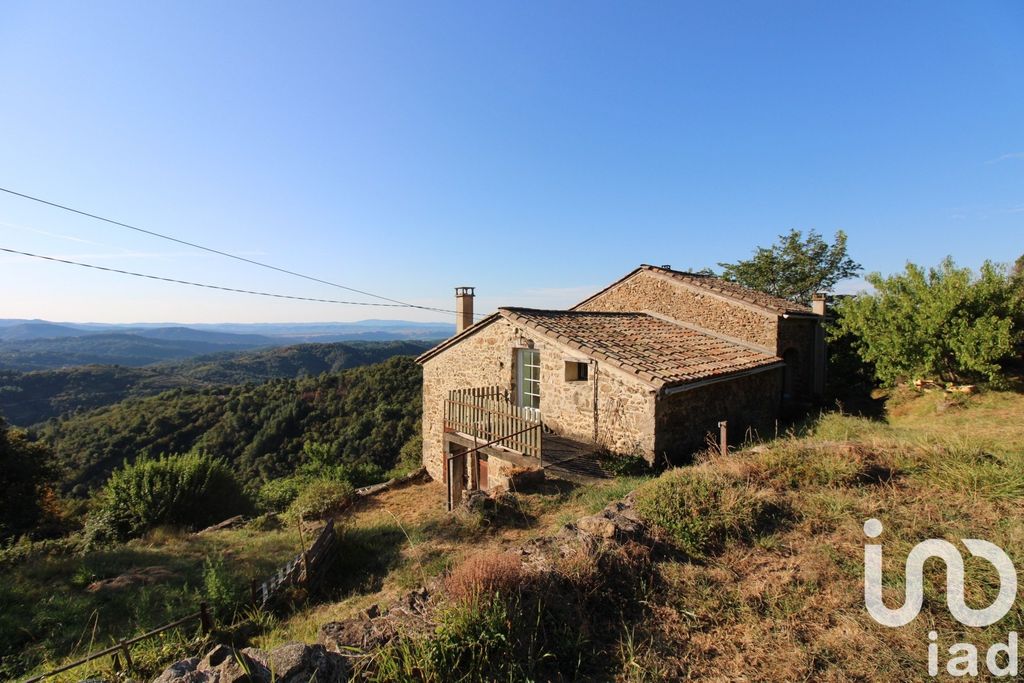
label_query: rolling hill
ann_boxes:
[0,319,451,370]
[38,355,423,493]
[0,340,432,426]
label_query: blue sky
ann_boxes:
[1,1,1021,324]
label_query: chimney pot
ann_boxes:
[455,287,475,334]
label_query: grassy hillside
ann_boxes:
[262,386,1024,681]
[39,355,423,492]
[0,340,431,426]
[9,387,1022,681]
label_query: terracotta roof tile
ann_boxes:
[500,308,783,389]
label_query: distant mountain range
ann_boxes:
[0,319,453,371]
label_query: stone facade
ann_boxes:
[419,265,823,489]
[653,368,783,460]
[420,317,657,481]
[575,268,778,350]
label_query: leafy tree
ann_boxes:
[834,258,1022,385]
[718,229,861,304]
[0,418,55,539]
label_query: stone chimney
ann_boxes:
[811,293,827,399]
[455,287,475,334]
[811,292,827,317]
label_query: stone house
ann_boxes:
[416,265,826,509]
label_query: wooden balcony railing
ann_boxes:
[444,385,542,459]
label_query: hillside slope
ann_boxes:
[253,387,1024,681]
[40,355,423,492]
[0,340,431,426]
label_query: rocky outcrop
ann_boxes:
[318,587,433,658]
[151,642,346,682]
[572,492,646,542]
[86,566,178,593]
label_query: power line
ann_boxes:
[0,247,445,310]
[0,186,475,317]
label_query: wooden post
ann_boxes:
[199,601,213,634]
[118,639,134,673]
[718,420,728,457]
[296,515,310,581]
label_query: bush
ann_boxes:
[443,552,527,604]
[89,451,252,542]
[203,556,246,621]
[257,476,303,513]
[285,477,354,521]
[597,449,653,477]
[635,468,784,557]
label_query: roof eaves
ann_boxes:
[659,360,787,395]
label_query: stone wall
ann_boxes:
[420,316,657,480]
[420,319,521,480]
[575,269,779,349]
[653,367,783,463]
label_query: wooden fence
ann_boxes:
[23,603,212,682]
[444,386,542,459]
[252,518,337,608]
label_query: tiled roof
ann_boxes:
[573,265,814,315]
[500,308,783,389]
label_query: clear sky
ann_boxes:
[1,1,1021,324]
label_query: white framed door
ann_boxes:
[516,348,540,419]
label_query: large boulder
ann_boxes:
[152,657,199,683]
[151,643,287,683]
[257,643,346,682]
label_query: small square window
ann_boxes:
[564,360,589,381]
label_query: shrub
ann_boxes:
[90,451,251,542]
[597,449,653,477]
[257,476,303,513]
[285,477,354,521]
[443,552,527,604]
[634,468,784,557]
[203,556,246,621]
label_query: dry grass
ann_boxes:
[622,386,1024,682]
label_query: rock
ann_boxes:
[211,652,264,683]
[576,514,618,539]
[152,657,198,682]
[319,617,376,653]
[196,515,246,534]
[461,489,492,513]
[262,642,346,682]
[86,566,177,592]
[199,644,235,670]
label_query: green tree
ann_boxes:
[718,229,861,304]
[834,257,1021,385]
[0,418,55,539]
